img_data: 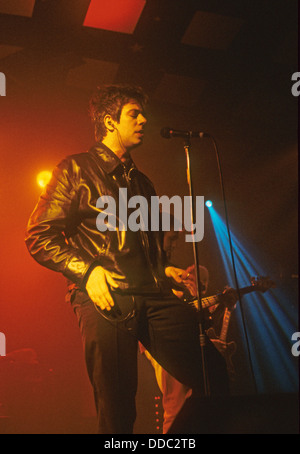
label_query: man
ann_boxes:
[141,228,236,433]
[25,84,228,434]
[140,263,209,434]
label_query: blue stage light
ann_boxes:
[205,200,213,208]
[207,206,298,394]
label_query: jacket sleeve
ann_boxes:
[25,158,97,288]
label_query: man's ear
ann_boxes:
[104,115,115,132]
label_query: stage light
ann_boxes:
[0,0,36,18]
[205,200,213,208]
[207,206,298,393]
[83,0,146,34]
[37,171,52,189]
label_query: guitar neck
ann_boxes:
[219,307,232,342]
[199,280,273,344]
[200,285,258,310]
[201,294,220,309]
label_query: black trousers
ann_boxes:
[70,289,229,434]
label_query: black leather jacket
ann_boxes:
[25,144,169,293]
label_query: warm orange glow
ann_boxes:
[83,0,146,34]
[37,170,52,188]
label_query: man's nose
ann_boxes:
[138,113,147,125]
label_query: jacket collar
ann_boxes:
[89,142,137,176]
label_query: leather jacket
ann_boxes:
[25,143,169,293]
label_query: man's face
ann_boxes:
[116,101,147,150]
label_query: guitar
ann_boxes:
[207,307,237,380]
[93,276,275,331]
[205,276,276,380]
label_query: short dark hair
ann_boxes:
[89,84,149,142]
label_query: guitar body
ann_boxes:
[97,291,137,323]
[206,327,237,380]
[69,287,137,323]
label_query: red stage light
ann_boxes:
[83,0,146,34]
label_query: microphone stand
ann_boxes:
[184,135,210,397]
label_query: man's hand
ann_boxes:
[221,286,238,309]
[165,265,196,298]
[86,266,118,311]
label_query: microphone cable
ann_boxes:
[208,135,258,394]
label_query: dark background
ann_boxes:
[0,0,298,434]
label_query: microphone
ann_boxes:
[160,127,209,139]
